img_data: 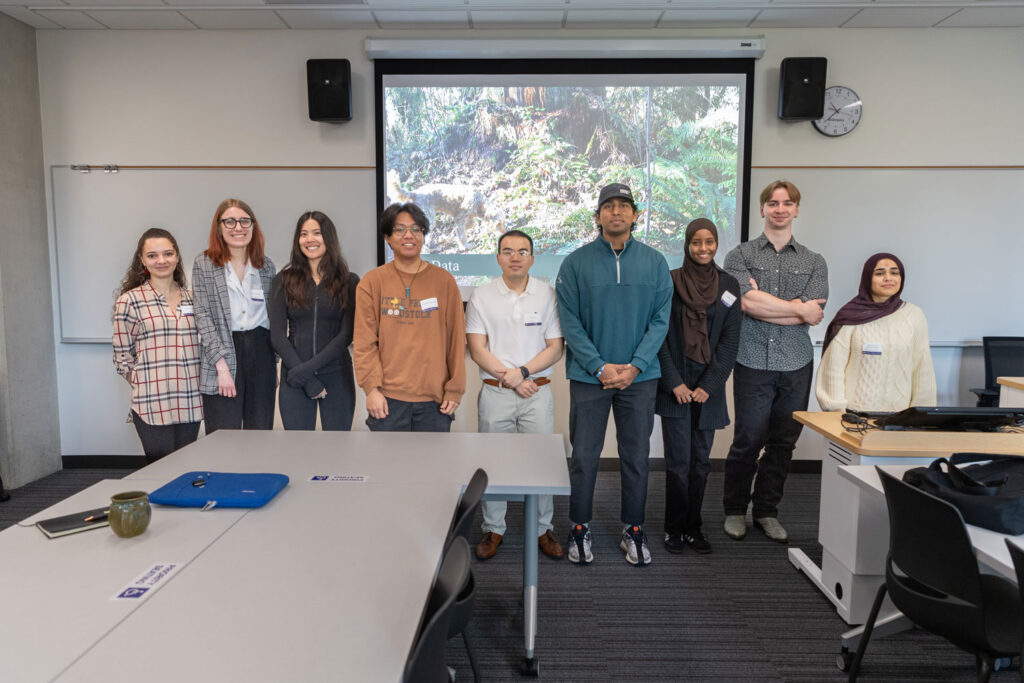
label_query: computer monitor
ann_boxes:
[874,406,1024,432]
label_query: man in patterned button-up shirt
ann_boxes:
[720,180,828,544]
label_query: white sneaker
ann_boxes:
[619,525,652,566]
[567,524,593,564]
[754,517,789,544]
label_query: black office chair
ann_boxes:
[443,468,487,683]
[403,536,472,683]
[849,469,1022,683]
[971,336,1024,407]
[1005,539,1024,683]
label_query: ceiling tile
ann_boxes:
[658,8,758,28]
[34,9,107,28]
[565,9,662,28]
[179,9,287,28]
[843,7,960,27]
[275,9,378,28]
[373,9,469,27]
[937,7,1024,27]
[84,9,195,28]
[60,0,164,5]
[470,0,565,5]
[0,6,62,28]
[470,9,564,27]
[163,0,265,5]
[750,8,859,27]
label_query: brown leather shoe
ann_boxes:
[476,531,503,559]
[538,530,564,559]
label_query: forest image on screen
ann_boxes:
[384,82,740,285]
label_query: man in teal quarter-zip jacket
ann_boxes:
[556,183,672,567]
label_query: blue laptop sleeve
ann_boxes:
[148,471,289,509]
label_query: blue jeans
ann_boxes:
[722,362,812,518]
[365,397,454,432]
[568,379,657,526]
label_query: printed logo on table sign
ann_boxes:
[309,475,368,483]
[112,562,181,602]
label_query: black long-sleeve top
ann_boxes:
[269,270,359,398]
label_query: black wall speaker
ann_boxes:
[307,59,352,123]
[778,57,827,121]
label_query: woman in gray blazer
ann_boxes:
[656,218,742,555]
[192,198,277,433]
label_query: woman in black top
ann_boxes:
[656,218,742,555]
[269,211,359,430]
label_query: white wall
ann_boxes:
[35,26,1020,457]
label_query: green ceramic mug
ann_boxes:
[109,491,151,538]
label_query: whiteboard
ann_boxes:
[52,167,377,342]
[749,167,1024,344]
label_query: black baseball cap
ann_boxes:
[597,183,636,210]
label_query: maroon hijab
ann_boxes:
[822,252,905,352]
[670,218,720,364]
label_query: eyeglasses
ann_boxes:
[220,217,253,230]
[393,224,423,236]
[500,249,531,257]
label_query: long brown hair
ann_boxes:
[280,211,352,309]
[117,227,187,297]
[204,198,266,268]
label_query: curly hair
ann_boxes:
[116,227,187,298]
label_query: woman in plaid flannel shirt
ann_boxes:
[113,228,203,462]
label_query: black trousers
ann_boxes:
[722,361,812,518]
[131,411,200,463]
[202,327,276,434]
[661,407,715,536]
[365,397,453,432]
[278,367,355,431]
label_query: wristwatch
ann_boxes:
[520,366,530,379]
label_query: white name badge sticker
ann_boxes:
[179,304,194,316]
[721,291,737,308]
[862,342,883,356]
[112,562,182,601]
[525,311,543,327]
[420,297,439,312]
[250,286,265,302]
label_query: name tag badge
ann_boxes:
[721,290,737,308]
[250,285,265,302]
[525,311,543,327]
[179,304,194,316]
[862,342,883,356]
[420,297,439,312]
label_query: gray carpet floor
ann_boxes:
[1,468,1018,681]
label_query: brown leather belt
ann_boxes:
[483,377,551,388]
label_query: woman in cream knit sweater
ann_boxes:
[816,253,936,412]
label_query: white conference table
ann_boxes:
[1,429,568,682]
[0,478,249,682]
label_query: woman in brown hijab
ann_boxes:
[656,219,743,554]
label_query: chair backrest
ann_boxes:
[446,468,488,550]
[403,536,471,683]
[1006,539,1024,589]
[877,468,983,605]
[982,336,1024,390]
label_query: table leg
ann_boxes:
[520,493,540,676]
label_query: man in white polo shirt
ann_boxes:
[466,230,566,560]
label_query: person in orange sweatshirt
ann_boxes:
[353,202,465,431]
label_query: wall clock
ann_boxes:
[812,86,862,137]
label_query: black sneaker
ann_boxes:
[684,531,713,554]
[663,533,684,554]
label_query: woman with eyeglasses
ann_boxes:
[268,211,359,430]
[112,228,202,462]
[816,253,935,413]
[192,198,277,433]
[353,202,466,432]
